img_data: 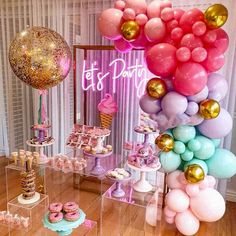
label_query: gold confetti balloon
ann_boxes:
[184,164,205,184]
[199,99,220,119]
[146,78,167,99]
[155,133,174,152]
[121,21,140,41]
[204,4,228,29]
[9,26,72,90]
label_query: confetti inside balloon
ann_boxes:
[146,78,167,99]
[199,99,220,119]
[9,26,72,90]
[121,21,140,41]
[184,164,205,184]
[204,4,228,29]
[155,133,174,152]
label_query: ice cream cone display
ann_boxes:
[11,152,18,165]
[11,150,40,167]
[98,94,118,128]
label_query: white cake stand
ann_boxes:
[127,163,160,193]
[26,140,55,164]
[18,192,40,204]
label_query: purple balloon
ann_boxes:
[207,73,228,101]
[197,108,232,139]
[161,91,188,118]
[188,86,208,103]
[139,94,161,114]
[185,102,199,116]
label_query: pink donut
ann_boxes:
[63,202,79,213]
[65,211,80,222]
[49,202,63,213]
[48,212,63,223]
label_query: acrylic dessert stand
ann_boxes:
[43,209,86,236]
[17,192,41,205]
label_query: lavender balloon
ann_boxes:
[186,102,199,116]
[139,94,161,114]
[188,86,209,103]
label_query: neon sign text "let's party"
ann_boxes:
[82,58,149,97]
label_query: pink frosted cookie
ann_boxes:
[64,211,80,222]
[63,202,79,213]
[48,212,63,223]
[49,202,63,213]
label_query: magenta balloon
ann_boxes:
[173,8,185,21]
[125,0,147,14]
[176,47,191,62]
[171,27,183,41]
[180,34,203,51]
[186,102,199,116]
[214,28,229,53]
[114,38,133,53]
[179,8,204,32]
[161,7,174,22]
[207,73,228,101]
[144,18,166,42]
[98,8,123,40]
[191,47,207,62]
[161,91,188,118]
[197,108,233,139]
[147,0,161,18]
[203,30,217,44]
[173,62,207,96]
[202,47,225,72]
[145,43,177,77]
[135,14,148,26]
[139,94,162,114]
[188,86,209,103]
[123,8,136,20]
[163,35,178,47]
[192,21,206,36]
[130,28,150,49]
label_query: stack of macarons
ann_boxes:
[48,202,80,223]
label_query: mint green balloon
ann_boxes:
[211,139,221,147]
[194,136,215,160]
[174,141,186,154]
[184,158,208,175]
[173,125,196,143]
[181,148,194,161]
[160,151,181,173]
[187,139,201,152]
[206,148,236,178]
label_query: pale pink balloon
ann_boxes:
[123,8,136,20]
[164,206,177,218]
[125,0,147,15]
[180,33,203,51]
[179,8,204,32]
[166,170,183,189]
[207,176,216,188]
[185,184,200,197]
[145,43,177,77]
[160,0,172,11]
[202,30,217,44]
[176,47,191,62]
[202,47,225,72]
[173,62,207,96]
[178,173,188,185]
[175,209,200,236]
[114,38,133,53]
[147,0,161,18]
[166,19,178,32]
[190,188,226,222]
[191,47,207,62]
[161,7,174,22]
[165,216,175,224]
[135,14,148,26]
[98,8,123,40]
[173,8,185,21]
[166,189,190,212]
[192,21,206,36]
[199,178,209,189]
[171,27,183,41]
[214,28,229,53]
[144,18,166,42]
[131,28,150,49]
[114,0,125,10]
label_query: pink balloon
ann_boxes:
[160,0,172,11]
[202,47,225,72]
[199,178,210,189]
[147,0,161,18]
[166,20,179,32]
[161,7,174,22]
[185,184,200,197]
[202,30,217,44]
[145,43,177,77]
[190,188,225,222]
[175,209,200,236]
[173,8,185,21]
[166,189,190,212]
[123,8,136,20]
[125,0,147,14]
[191,47,207,62]
[207,176,217,188]
[114,38,133,53]
[178,173,188,185]
[131,28,149,49]
[171,27,183,41]
[135,14,148,26]
[165,216,175,224]
[179,8,204,32]
[144,18,166,42]
[166,170,183,189]
[180,33,203,51]
[98,8,123,40]
[192,21,207,36]
[176,47,191,62]
[164,206,177,218]
[163,35,178,47]
[114,0,125,10]
[214,28,229,53]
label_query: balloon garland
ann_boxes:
[98,1,235,235]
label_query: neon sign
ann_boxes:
[82,58,150,97]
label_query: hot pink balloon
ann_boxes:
[144,18,166,42]
[125,0,147,14]
[171,27,183,41]
[164,206,177,218]
[135,14,148,26]
[163,35,178,47]
[192,21,207,36]
[190,188,225,222]
[176,47,191,62]
[173,62,207,96]
[98,8,123,40]
[214,28,229,53]
[191,47,207,62]
[175,209,200,236]
[203,30,217,45]
[202,47,225,72]
[114,38,133,53]
[145,43,177,77]
[123,8,136,20]
[161,7,174,22]
[180,33,203,51]
[147,0,161,18]
[166,170,184,189]
[131,28,149,49]
[185,184,200,197]
[114,0,125,10]
[173,8,185,21]
[179,8,204,32]
[166,20,178,32]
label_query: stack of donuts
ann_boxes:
[48,202,80,223]
[21,169,36,200]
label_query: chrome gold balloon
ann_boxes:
[155,133,174,152]
[204,4,228,29]
[146,78,167,99]
[199,99,220,119]
[184,164,205,184]
[9,26,71,90]
[121,21,140,41]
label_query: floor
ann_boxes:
[0,157,236,236]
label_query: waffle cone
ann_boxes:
[100,113,113,128]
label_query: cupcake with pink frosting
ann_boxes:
[98,94,118,128]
